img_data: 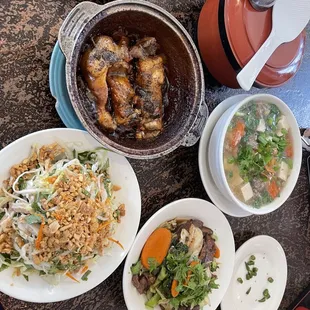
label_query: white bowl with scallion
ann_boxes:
[208,94,302,215]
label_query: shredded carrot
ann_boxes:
[46,176,57,184]
[53,212,62,221]
[230,120,246,148]
[184,261,199,285]
[171,279,179,297]
[105,197,111,206]
[141,228,172,269]
[16,268,21,277]
[214,245,221,259]
[35,221,45,250]
[80,265,88,274]
[267,179,279,199]
[112,185,121,191]
[97,220,113,232]
[65,272,80,283]
[108,237,124,250]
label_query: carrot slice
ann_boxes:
[141,228,172,269]
[214,245,220,259]
[285,145,293,158]
[230,120,246,148]
[108,237,124,250]
[267,180,279,199]
[171,279,179,297]
[65,272,80,283]
[35,221,45,250]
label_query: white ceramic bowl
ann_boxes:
[0,128,141,302]
[208,94,302,215]
[123,198,235,310]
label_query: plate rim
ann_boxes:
[0,128,141,303]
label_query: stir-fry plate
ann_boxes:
[221,235,287,310]
[123,198,235,310]
[0,128,141,302]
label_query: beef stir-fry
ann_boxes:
[81,34,166,139]
[130,219,220,309]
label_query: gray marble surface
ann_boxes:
[0,0,309,309]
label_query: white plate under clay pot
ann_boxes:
[221,235,287,310]
[198,94,252,217]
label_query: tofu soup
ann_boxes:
[223,101,293,208]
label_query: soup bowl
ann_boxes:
[208,94,302,215]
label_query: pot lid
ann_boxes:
[224,0,306,87]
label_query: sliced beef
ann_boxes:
[191,219,203,229]
[145,273,156,286]
[175,219,204,238]
[175,220,192,238]
[131,274,149,294]
[199,234,216,263]
[201,226,214,236]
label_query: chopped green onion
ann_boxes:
[81,270,92,281]
[81,189,90,197]
[246,287,251,295]
[263,289,270,298]
[258,297,266,302]
[258,135,268,146]
[23,274,29,281]
[237,277,243,284]
[247,261,255,266]
[268,277,274,283]
[250,255,256,260]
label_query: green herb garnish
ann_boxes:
[148,258,159,273]
[268,277,274,283]
[246,287,251,295]
[237,277,243,284]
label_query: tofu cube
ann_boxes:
[231,172,244,187]
[240,182,254,202]
[257,119,266,132]
[276,115,289,136]
[277,161,289,181]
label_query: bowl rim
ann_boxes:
[217,94,302,215]
[64,0,205,159]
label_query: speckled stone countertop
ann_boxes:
[0,0,309,309]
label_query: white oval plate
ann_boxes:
[123,198,235,310]
[0,128,141,303]
[199,94,252,217]
[221,235,287,310]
